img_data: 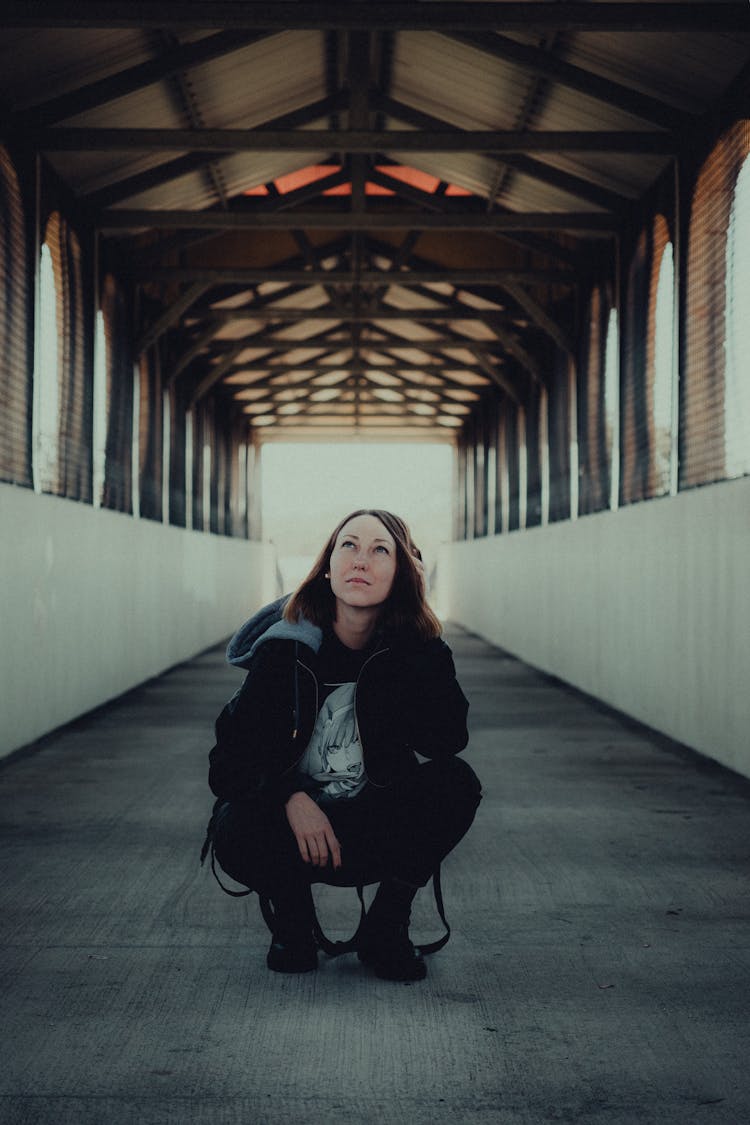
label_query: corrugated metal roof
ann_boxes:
[188,32,327,129]
[564,31,750,114]
[0,29,152,111]
[391,32,535,131]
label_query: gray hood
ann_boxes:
[226,595,323,669]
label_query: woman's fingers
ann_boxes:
[285,793,341,867]
[308,832,327,866]
[326,826,342,870]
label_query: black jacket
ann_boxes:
[208,598,470,803]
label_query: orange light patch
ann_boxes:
[323,182,396,196]
[243,163,472,199]
[376,165,440,193]
[274,165,342,194]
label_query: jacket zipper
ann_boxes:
[283,646,389,782]
[354,647,389,786]
[279,657,319,777]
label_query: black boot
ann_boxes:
[357,878,426,982]
[266,885,318,974]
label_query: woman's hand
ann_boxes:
[285,791,342,869]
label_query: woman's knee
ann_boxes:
[420,755,482,808]
[211,798,299,890]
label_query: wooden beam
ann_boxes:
[138,266,576,285]
[100,209,616,233]
[190,341,255,406]
[488,153,629,212]
[365,224,583,277]
[204,334,502,359]
[6,32,269,131]
[360,325,505,353]
[26,126,675,154]
[499,281,574,356]
[226,367,492,396]
[136,282,209,354]
[256,425,458,442]
[486,326,543,385]
[369,111,628,212]
[466,347,523,405]
[2,4,746,33]
[445,33,690,131]
[166,324,225,387]
[83,94,349,208]
[201,306,515,323]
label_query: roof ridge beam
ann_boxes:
[203,306,516,323]
[136,267,575,285]
[99,209,617,233]
[2,4,747,33]
[24,126,675,153]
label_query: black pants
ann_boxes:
[212,756,481,898]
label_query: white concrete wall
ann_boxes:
[0,483,277,759]
[441,477,750,779]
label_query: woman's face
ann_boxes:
[328,513,398,615]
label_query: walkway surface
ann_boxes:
[1,627,749,1125]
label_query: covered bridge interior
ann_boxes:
[1,2,750,781]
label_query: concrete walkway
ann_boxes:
[1,627,749,1125]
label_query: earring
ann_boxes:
[324,572,330,579]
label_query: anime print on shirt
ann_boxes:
[297,682,366,800]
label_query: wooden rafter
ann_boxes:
[82,95,350,208]
[99,209,617,233]
[445,33,691,131]
[4,31,271,130]
[25,127,676,154]
[138,267,575,286]
[136,282,209,354]
[2,3,746,34]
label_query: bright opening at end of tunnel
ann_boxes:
[261,442,453,613]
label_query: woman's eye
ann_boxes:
[341,540,355,548]
[375,545,390,554]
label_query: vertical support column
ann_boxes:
[486,402,497,537]
[568,356,579,521]
[161,383,171,526]
[473,406,487,538]
[31,154,42,495]
[249,438,263,541]
[517,405,527,531]
[131,361,140,519]
[670,157,681,497]
[453,436,467,541]
[540,384,550,526]
[185,406,194,530]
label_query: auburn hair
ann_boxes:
[283,509,442,640]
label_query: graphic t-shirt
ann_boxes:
[293,630,377,802]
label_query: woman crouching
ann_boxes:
[206,509,481,980]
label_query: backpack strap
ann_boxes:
[204,837,253,898]
[311,884,368,956]
[414,865,451,956]
[258,868,450,959]
[200,809,253,898]
[202,802,452,954]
